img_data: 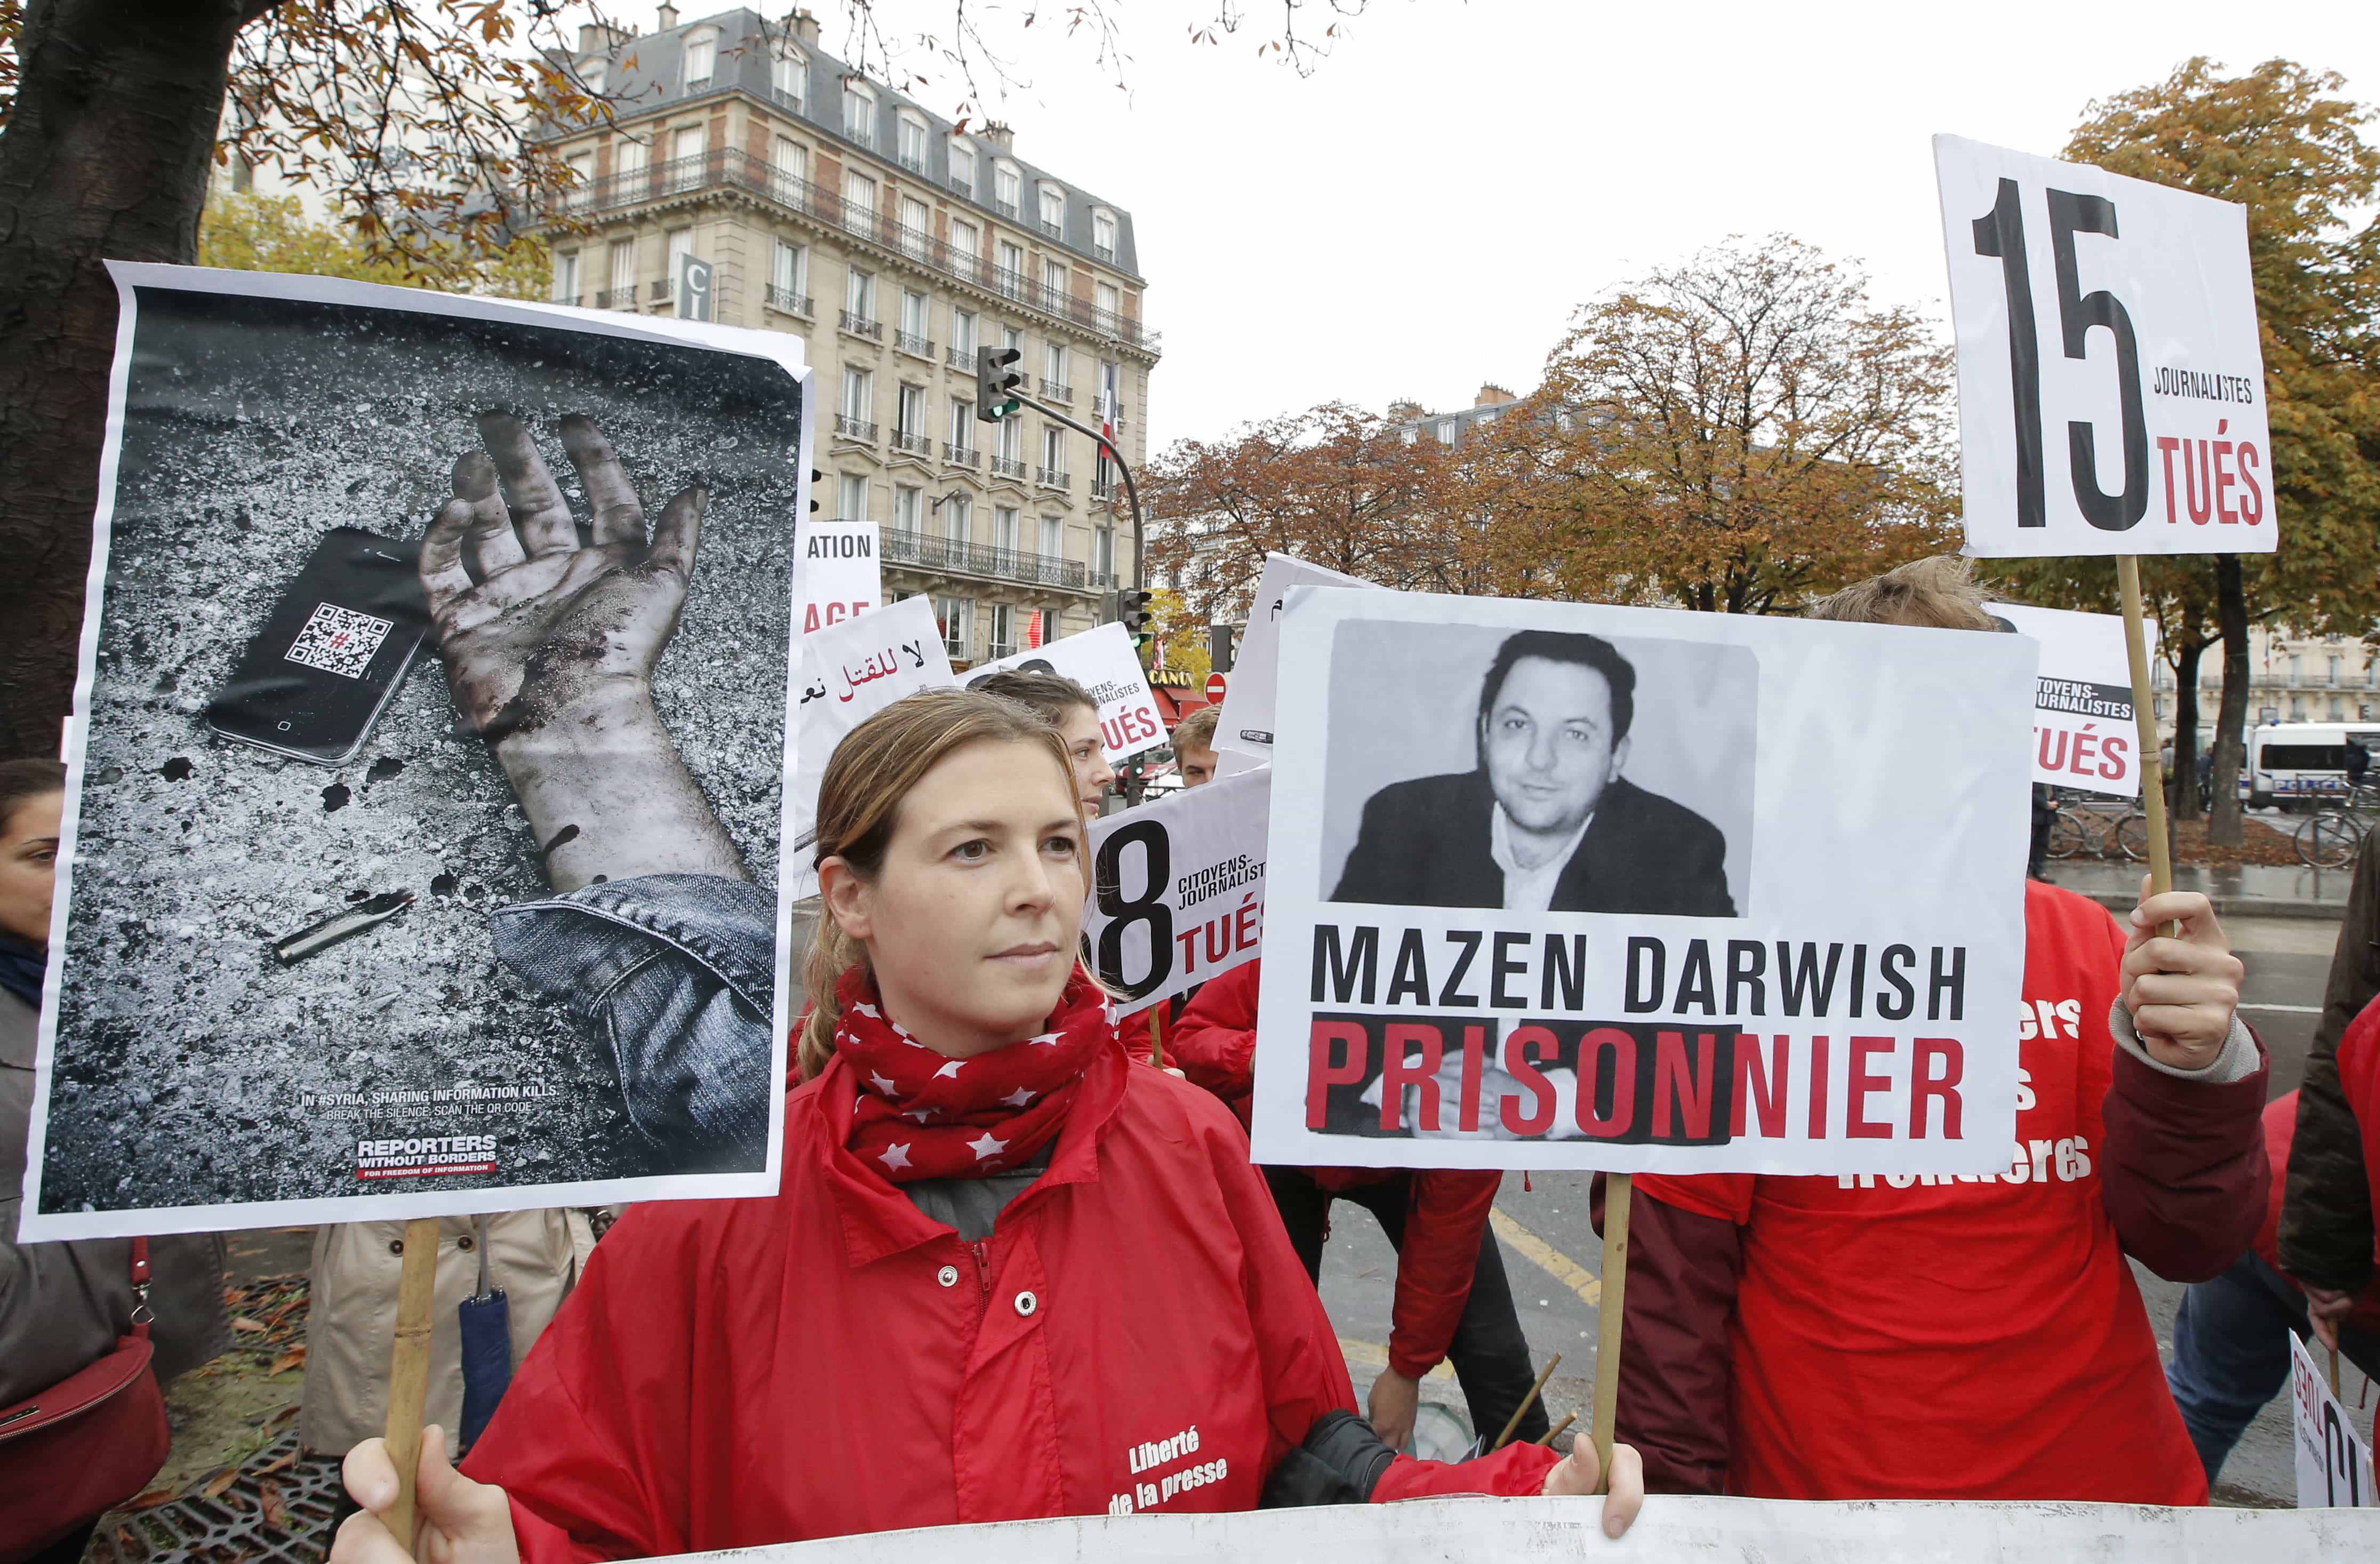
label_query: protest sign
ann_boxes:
[2293,1333,2378,1509]
[21,265,811,1240]
[1083,766,1269,1007]
[1249,587,2035,1176]
[791,594,958,898]
[972,621,1166,763]
[692,1493,2374,1564]
[1988,601,2152,798]
[1934,135,2272,561]
[797,521,882,634]
[1211,553,1377,759]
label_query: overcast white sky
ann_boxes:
[618,0,2377,452]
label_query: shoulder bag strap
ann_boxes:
[128,1237,152,1341]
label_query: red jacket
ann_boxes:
[1171,960,1504,1382]
[463,1036,1558,1558]
[1618,879,2267,1503]
[2254,1088,2380,1335]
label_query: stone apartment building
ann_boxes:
[535,6,1159,665]
[2151,622,2380,734]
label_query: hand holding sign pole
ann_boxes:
[1937,134,2274,911]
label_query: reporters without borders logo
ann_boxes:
[355,1133,500,1180]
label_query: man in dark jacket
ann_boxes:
[1331,630,1733,917]
[2281,825,2380,1335]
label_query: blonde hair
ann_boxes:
[1171,704,1220,754]
[797,689,1079,1081]
[1806,555,1998,632]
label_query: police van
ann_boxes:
[2244,722,2380,810]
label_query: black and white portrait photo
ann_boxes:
[23,268,807,1237]
[1323,622,1755,918]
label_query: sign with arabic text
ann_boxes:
[793,595,958,897]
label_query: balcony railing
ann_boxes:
[1039,378,1072,403]
[840,309,882,340]
[898,151,927,174]
[994,198,1018,219]
[765,285,812,316]
[1039,218,1063,239]
[1091,480,1117,503]
[947,344,980,370]
[895,329,933,358]
[1036,466,1071,490]
[1093,243,1115,263]
[891,429,932,457]
[948,174,975,198]
[834,414,878,441]
[881,527,1089,591]
[546,150,1161,352]
[989,455,1026,481]
[593,287,637,310]
[944,442,979,467]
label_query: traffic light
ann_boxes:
[1117,589,1155,652]
[976,347,1023,421]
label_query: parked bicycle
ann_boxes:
[2296,784,2380,869]
[2045,792,2151,863]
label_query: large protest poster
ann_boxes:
[20,266,810,1239]
[1935,135,2273,560]
[1211,553,1376,760]
[2293,1334,2378,1509]
[791,594,958,898]
[1249,588,2035,1175]
[1988,601,2152,797]
[972,622,1166,763]
[1083,767,1268,1007]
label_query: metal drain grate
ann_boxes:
[90,1431,343,1564]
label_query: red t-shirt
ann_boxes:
[1637,880,2205,1504]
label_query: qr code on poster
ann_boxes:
[285,602,393,679]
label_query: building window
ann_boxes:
[843,79,876,144]
[1095,280,1120,320]
[897,382,926,438]
[900,288,929,338]
[949,398,975,449]
[948,137,976,194]
[993,505,1020,553]
[844,267,875,324]
[899,195,931,257]
[1041,256,1068,308]
[562,150,594,210]
[666,126,705,192]
[1034,608,1057,649]
[1093,523,1114,582]
[580,57,608,95]
[1091,208,1116,260]
[2329,655,2343,686]
[936,596,973,659]
[665,228,693,299]
[898,111,929,172]
[841,366,873,425]
[996,415,1022,465]
[951,308,978,361]
[997,239,1025,297]
[1037,181,1065,237]
[838,472,870,522]
[1042,341,1066,392]
[681,28,717,91]
[606,238,636,308]
[844,167,879,224]
[770,135,806,197]
[1039,515,1062,558]
[942,491,971,544]
[615,135,649,193]
[988,603,1018,659]
[771,38,807,110]
[892,483,922,538]
[770,240,808,312]
[2291,696,2308,720]
[994,160,1022,216]
[552,251,580,305]
[948,218,980,281]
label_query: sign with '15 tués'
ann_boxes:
[1934,135,2274,560]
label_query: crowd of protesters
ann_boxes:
[16,555,2380,1563]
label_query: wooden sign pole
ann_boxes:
[1591,1172,1632,1488]
[1148,1006,1167,1071]
[2114,555,2175,902]
[382,1216,443,1553]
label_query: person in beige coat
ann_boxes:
[299,1207,613,1457]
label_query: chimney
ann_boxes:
[578,22,630,52]
[1386,400,1425,421]
[1475,383,1515,407]
[980,122,1014,150]
[792,8,821,45]
[655,3,679,28]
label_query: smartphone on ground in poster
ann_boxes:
[205,526,431,765]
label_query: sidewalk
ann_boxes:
[2040,860,2351,921]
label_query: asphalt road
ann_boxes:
[1321,912,2357,1505]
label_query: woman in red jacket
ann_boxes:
[329,690,1642,1564]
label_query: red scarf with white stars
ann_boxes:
[834,964,1114,1183]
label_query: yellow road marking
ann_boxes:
[1338,1336,1457,1381]
[1491,1206,1601,1307]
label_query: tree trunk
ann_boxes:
[2168,638,2204,823]
[2208,555,2251,848]
[0,0,262,760]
